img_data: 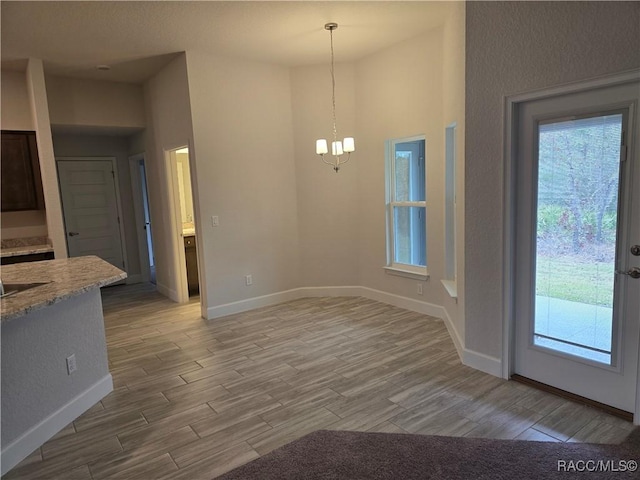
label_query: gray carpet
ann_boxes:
[217,428,640,479]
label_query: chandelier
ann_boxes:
[315,23,355,173]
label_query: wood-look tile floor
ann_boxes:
[6,283,635,479]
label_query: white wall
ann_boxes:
[52,134,142,279]
[440,2,466,346]
[26,59,67,258]
[185,51,299,314]
[46,76,144,129]
[1,70,33,130]
[355,28,445,309]
[290,63,359,287]
[143,53,195,302]
[465,2,640,361]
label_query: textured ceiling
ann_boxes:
[1,1,452,84]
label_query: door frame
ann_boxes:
[502,69,640,423]
[163,142,191,303]
[56,156,128,273]
[128,153,152,284]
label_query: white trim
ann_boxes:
[156,282,179,303]
[360,286,443,319]
[463,350,503,378]
[503,69,640,390]
[385,135,428,271]
[441,280,458,299]
[0,374,112,476]
[507,70,640,105]
[439,306,464,360]
[164,147,189,303]
[128,153,151,284]
[207,288,306,319]
[203,285,512,383]
[204,285,467,367]
[383,266,429,281]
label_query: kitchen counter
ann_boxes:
[0,244,54,258]
[1,255,123,474]
[1,256,126,322]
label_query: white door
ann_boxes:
[514,80,640,414]
[58,160,125,270]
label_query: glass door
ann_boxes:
[514,80,640,414]
[534,113,623,365]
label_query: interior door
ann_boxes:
[58,160,125,270]
[514,80,640,413]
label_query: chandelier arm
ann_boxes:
[339,153,351,166]
[320,154,337,168]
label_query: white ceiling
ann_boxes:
[1,1,452,84]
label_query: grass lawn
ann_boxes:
[536,255,614,308]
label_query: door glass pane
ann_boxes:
[534,113,623,365]
[394,206,426,266]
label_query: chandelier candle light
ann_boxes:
[315,22,355,172]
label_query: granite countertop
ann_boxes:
[1,256,127,323]
[0,244,54,258]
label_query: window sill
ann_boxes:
[384,265,429,281]
[441,279,457,298]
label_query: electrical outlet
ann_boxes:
[211,216,219,227]
[66,354,77,375]
[417,283,423,295]
[245,274,253,286]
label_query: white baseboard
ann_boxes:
[156,282,179,303]
[360,287,465,361]
[438,307,464,360]
[207,288,303,319]
[462,349,503,377]
[206,285,501,380]
[359,286,445,319]
[1,374,113,476]
[297,286,363,298]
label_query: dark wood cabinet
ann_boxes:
[1,131,44,212]
[184,235,199,296]
[1,252,54,265]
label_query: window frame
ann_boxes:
[442,123,458,298]
[385,135,428,280]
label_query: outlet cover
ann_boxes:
[66,354,77,374]
[245,274,253,286]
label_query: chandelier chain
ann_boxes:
[330,27,338,147]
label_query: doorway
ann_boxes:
[167,146,200,302]
[510,78,640,416]
[57,158,126,271]
[129,154,155,284]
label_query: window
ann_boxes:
[443,124,457,297]
[385,136,427,278]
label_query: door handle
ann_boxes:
[616,267,640,279]
[68,232,80,237]
[631,245,640,256]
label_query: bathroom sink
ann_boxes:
[0,282,50,299]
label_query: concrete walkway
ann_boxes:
[534,295,612,363]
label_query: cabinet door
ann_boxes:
[1,131,43,211]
